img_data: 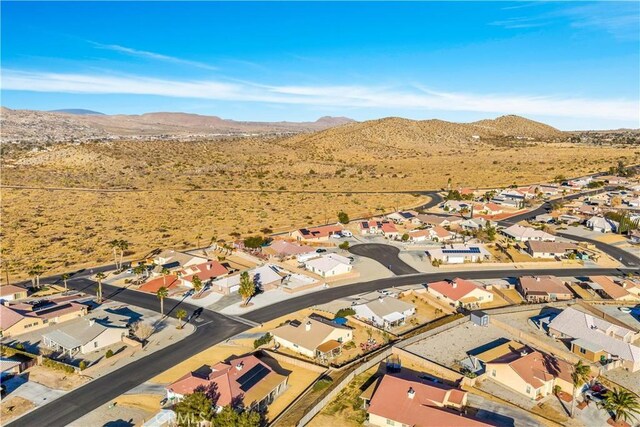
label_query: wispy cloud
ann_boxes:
[3,69,638,122]
[90,42,219,71]
[491,2,640,39]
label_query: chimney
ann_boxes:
[305,321,312,332]
[89,318,95,326]
[536,277,540,282]
[407,387,415,399]
[207,264,211,270]
[451,280,457,289]
[235,362,244,371]
[378,296,384,303]
[520,350,528,356]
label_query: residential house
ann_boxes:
[620,279,640,297]
[41,318,128,356]
[251,265,285,291]
[534,214,555,223]
[271,315,353,360]
[525,241,577,259]
[577,204,600,216]
[262,240,315,260]
[290,224,343,241]
[483,344,574,399]
[139,275,180,293]
[443,200,472,213]
[586,216,617,233]
[304,253,352,278]
[166,354,288,411]
[473,202,503,215]
[459,218,496,231]
[178,261,228,288]
[359,220,382,235]
[427,278,493,308]
[362,374,489,427]
[352,296,416,330]
[558,214,581,224]
[407,229,431,243]
[426,244,491,264]
[386,211,418,223]
[547,307,640,372]
[0,300,88,338]
[152,250,208,271]
[500,224,555,242]
[587,276,637,301]
[0,285,28,301]
[414,214,462,228]
[210,274,242,295]
[492,190,527,207]
[380,221,400,239]
[516,276,572,303]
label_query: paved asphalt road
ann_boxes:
[349,244,418,275]
[9,276,251,427]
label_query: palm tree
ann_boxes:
[108,239,121,268]
[132,265,145,281]
[176,308,187,329]
[161,267,170,286]
[601,387,640,424]
[95,272,106,302]
[117,240,129,270]
[191,275,203,294]
[61,273,70,292]
[28,265,44,289]
[570,361,592,417]
[156,286,169,316]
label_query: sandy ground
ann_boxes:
[24,365,90,390]
[0,396,35,423]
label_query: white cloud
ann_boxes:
[2,69,638,122]
[90,42,219,71]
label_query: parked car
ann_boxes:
[619,307,632,313]
[330,233,343,239]
[316,248,327,253]
[584,389,605,403]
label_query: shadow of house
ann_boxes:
[104,307,143,324]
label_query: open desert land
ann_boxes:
[1,116,637,280]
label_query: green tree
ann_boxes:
[108,239,121,269]
[95,272,106,302]
[401,233,410,242]
[132,265,145,281]
[157,286,169,315]
[243,235,265,249]
[117,240,129,270]
[485,224,497,242]
[61,273,70,292]
[338,241,350,251]
[337,211,349,224]
[239,271,255,306]
[176,308,188,329]
[192,275,203,294]
[601,387,640,424]
[212,406,261,427]
[553,174,566,184]
[570,361,591,417]
[174,390,215,424]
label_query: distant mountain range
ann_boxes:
[49,109,105,115]
[0,107,356,143]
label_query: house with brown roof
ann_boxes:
[525,241,578,259]
[1,299,88,338]
[587,276,637,301]
[427,278,493,309]
[483,343,575,400]
[139,275,180,294]
[414,214,462,228]
[271,314,352,360]
[262,240,314,260]
[166,353,288,412]
[361,374,489,427]
[290,224,343,241]
[516,276,572,303]
[0,285,28,301]
[178,261,228,288]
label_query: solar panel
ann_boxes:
[442,247,481,254]
[361,222,369,229]
[237,364,270,392]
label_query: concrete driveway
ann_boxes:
[467,393,542,427]
[3,376,66,407]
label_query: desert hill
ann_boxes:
[0,107,355,143]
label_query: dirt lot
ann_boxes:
[26,365,90,391]
[0,396,35,423]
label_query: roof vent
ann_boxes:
[520,350,528,357]
[536,277,541,282]
[408,387,415,399]
[305,321,312,331]
[236,362,244,371]
[451,280,457,289]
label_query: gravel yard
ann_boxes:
[404,321,519,370]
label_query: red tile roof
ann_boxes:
[167,354,278,407]
[139,275,180,293]
[589,276,631,300]
[180,261,228,283]
[428,278,484,302]
[367,375,488,427]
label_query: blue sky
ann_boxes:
[2,1,639,129]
